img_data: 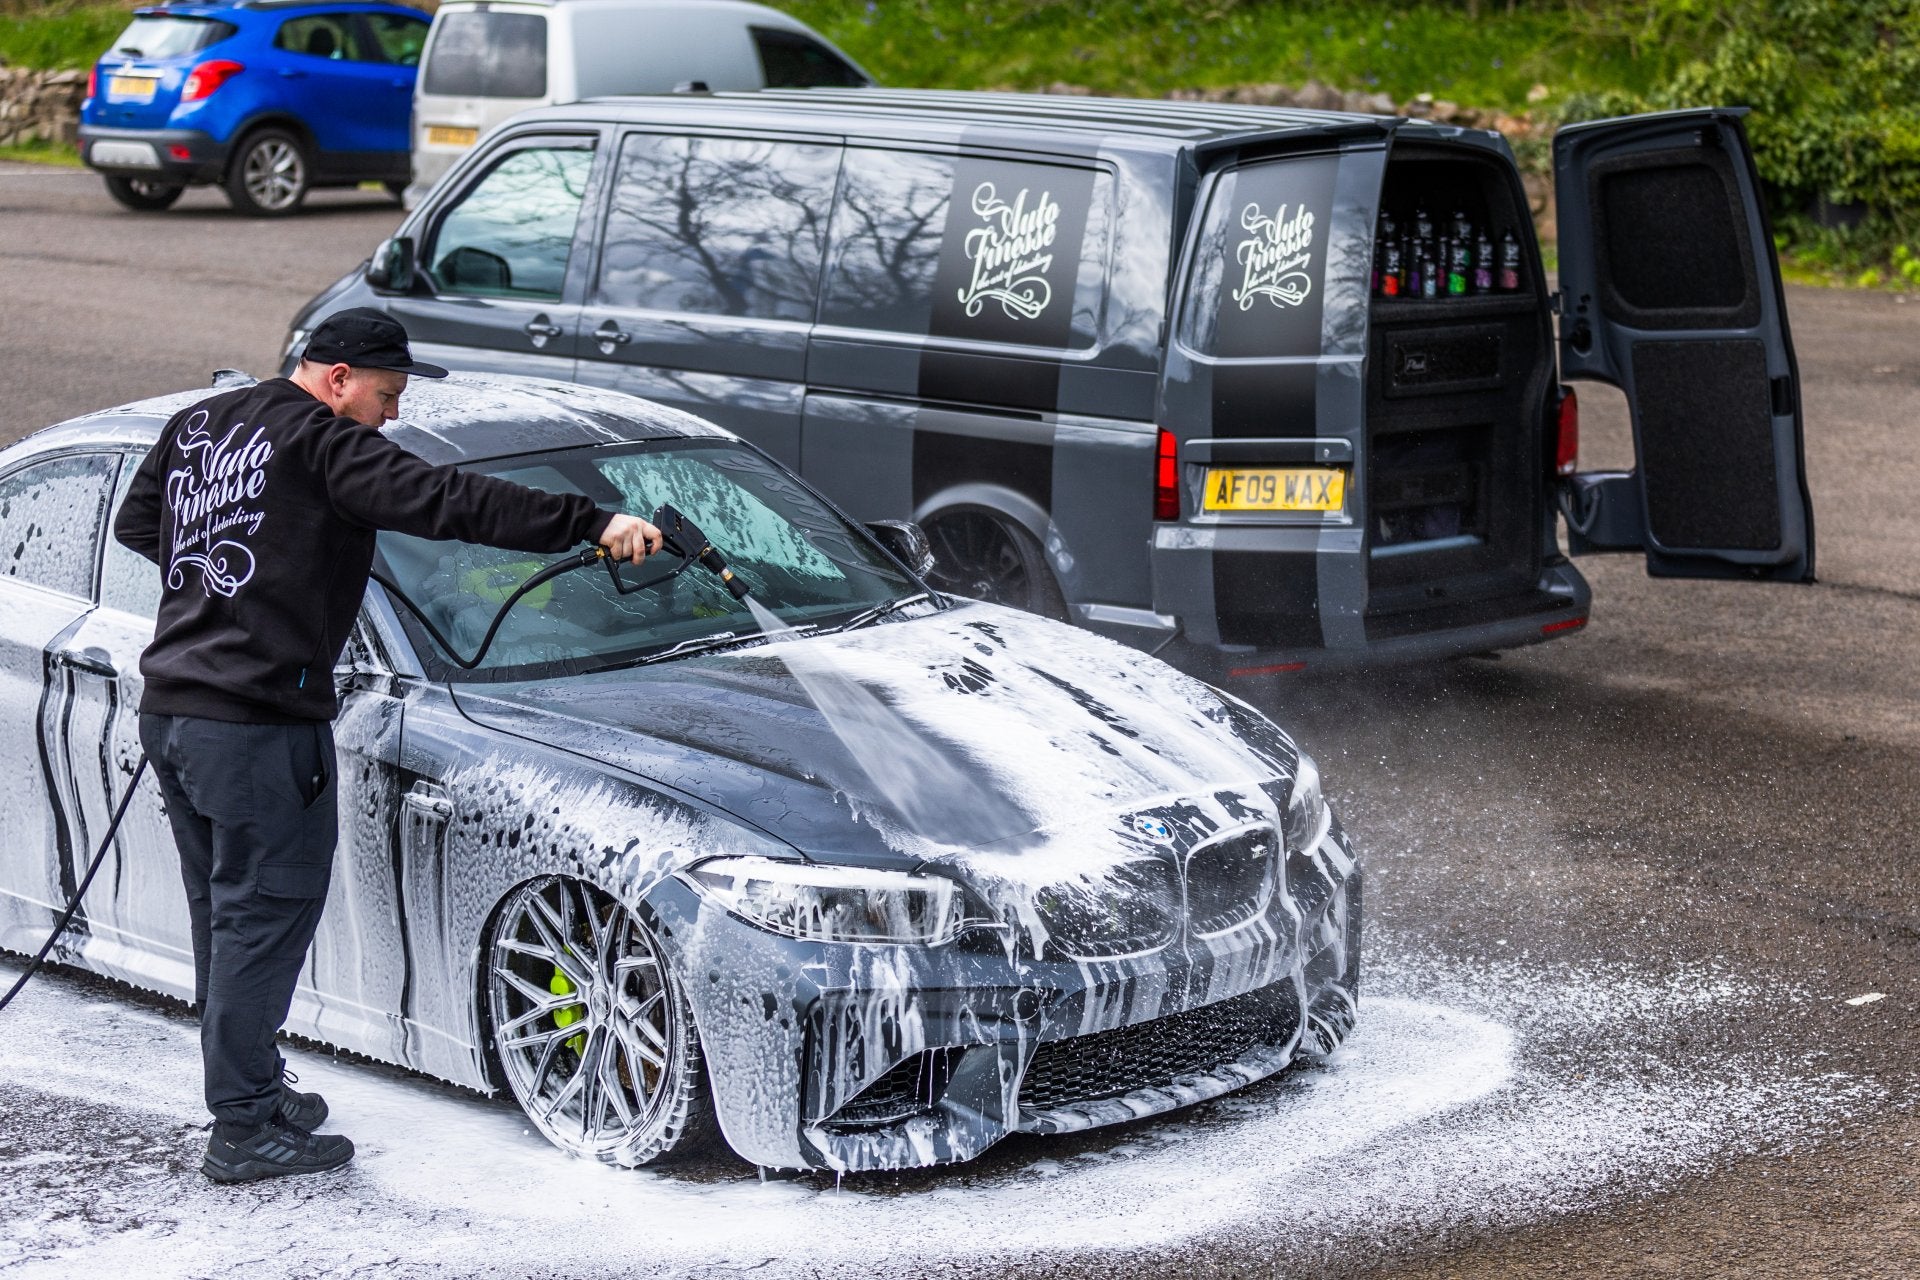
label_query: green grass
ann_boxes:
[769,0,1673,114]
[0,2,133,72]
[0,138,83,167]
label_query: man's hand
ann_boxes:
[599,514,664,565]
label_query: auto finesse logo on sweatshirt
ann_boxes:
[958,182,1062,321]
[1233,201,1316,310]
[165,409,271,597]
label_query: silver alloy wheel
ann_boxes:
[487,876,697,1164]
[242,137,304,212]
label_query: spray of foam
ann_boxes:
[742,596,1029,848]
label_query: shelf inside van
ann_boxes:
[1369,295,1537,322]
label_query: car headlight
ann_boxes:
[1283,750,1327,853]
[681,856,997,946]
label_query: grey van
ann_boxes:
[285,90,1814,677]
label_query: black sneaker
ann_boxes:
[276,1068,329,1131]
[202,1118,354,1184]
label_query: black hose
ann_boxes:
[369,546,609,671]
[0,755,149,1015]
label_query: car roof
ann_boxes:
[9,373,733,467]
[541,86,1428,158]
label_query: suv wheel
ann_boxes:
[486,876,720,1167]
[226,129,309,216]
[923,508,1067,619]
[102,175,184,212]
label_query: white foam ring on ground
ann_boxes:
[0,952,1879,1279]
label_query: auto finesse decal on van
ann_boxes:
[1199,153,1339,359]
[930,157,1093,349]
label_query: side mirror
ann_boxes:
[865,520,936,578]
[366,235,416,292]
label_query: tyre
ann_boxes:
[922,508,1067,619]
[102,175,184,212]
[486,876,719,1167]
[225,129,309,216]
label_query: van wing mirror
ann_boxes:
[865,520,936,577]
[366,236,416,292]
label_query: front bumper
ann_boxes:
[79,125,226,185]
[653,811,1361,1172]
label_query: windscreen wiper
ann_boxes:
[632,622,818,667]
[833,592,932,634]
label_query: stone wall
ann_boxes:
[0,64,87,148]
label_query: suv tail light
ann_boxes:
[1154,429,1179,521]
[87,65,98,100]
[1553,386,1579,477]
[182,59,244,102]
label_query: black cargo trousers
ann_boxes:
[137,713,338,1133]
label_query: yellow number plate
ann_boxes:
[107,74,158,103]
[1203,467,1347,513]
[426,125,479,147]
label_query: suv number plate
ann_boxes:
[1202,467,1347,513]
[107,74,158,103]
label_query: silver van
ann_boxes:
[406,0,869,204]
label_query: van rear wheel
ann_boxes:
[923,509,1066,619]
[103,176,183,211]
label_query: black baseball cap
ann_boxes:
[302,307,449,378]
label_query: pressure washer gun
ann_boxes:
[648,503,753,601]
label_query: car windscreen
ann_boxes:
[107,15,236,61]
[376,440,919,681]
[421,10,547,98]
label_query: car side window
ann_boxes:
[821,148,1110,350]
[274,14,363,61]
[0,454,116,601]
[594,134,839,323]
[426,145,595,301]
[359,13,430,67]
[750,27,867,89]
[101,453,161,620]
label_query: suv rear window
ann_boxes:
[751,27,867,89]
[422,10,547,98]
[106,15,235,61]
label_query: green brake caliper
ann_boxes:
[551,967,586,1057]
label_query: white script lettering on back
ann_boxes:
[1232,201,1316,310]
[164,409,271,597]
[958,182,1062,321]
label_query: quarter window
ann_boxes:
[428,146,595,301]
[274,14,364,61]
[595,134,839,322]
[0,454,116,600]
[751,27,868,89]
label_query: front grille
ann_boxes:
[1019,982,1301,1113]
[1186,827,1276,936]
[1035,856,1180,959]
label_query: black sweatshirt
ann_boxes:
[115,378,614,724]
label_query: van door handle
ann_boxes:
[523,314,564,346]
[54,648,119,679]
[403,781,453,821]
[592,320,631,353]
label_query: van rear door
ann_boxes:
[1554,108,1814,581]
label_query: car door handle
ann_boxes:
[592,320,631,352]
[403,782,453,821]
[55,648,119,679]
[524,315,564,346]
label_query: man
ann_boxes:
[114,308,661,1184]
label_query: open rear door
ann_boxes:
[1554,108,1814,581]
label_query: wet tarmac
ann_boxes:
[2,160,1917,1277]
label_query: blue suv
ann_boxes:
[80,1,430,215]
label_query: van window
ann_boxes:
[361,13,430,67]
[275,15,364,61]
[428,146,594,300]
[595,134,838,322]
[751,27,867,89]
[422,10,547,98]
[821,149,1107,350]
[1180,155,1341,359]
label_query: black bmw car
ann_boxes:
[0,374,1359,1172]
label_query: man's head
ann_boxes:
[290,308,448,427]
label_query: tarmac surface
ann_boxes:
[2,160,1918,1278]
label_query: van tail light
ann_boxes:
[1554,385,1579,477]
[87,65,98,100]
[1154,429,1180,521]
[182,60,244,102]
